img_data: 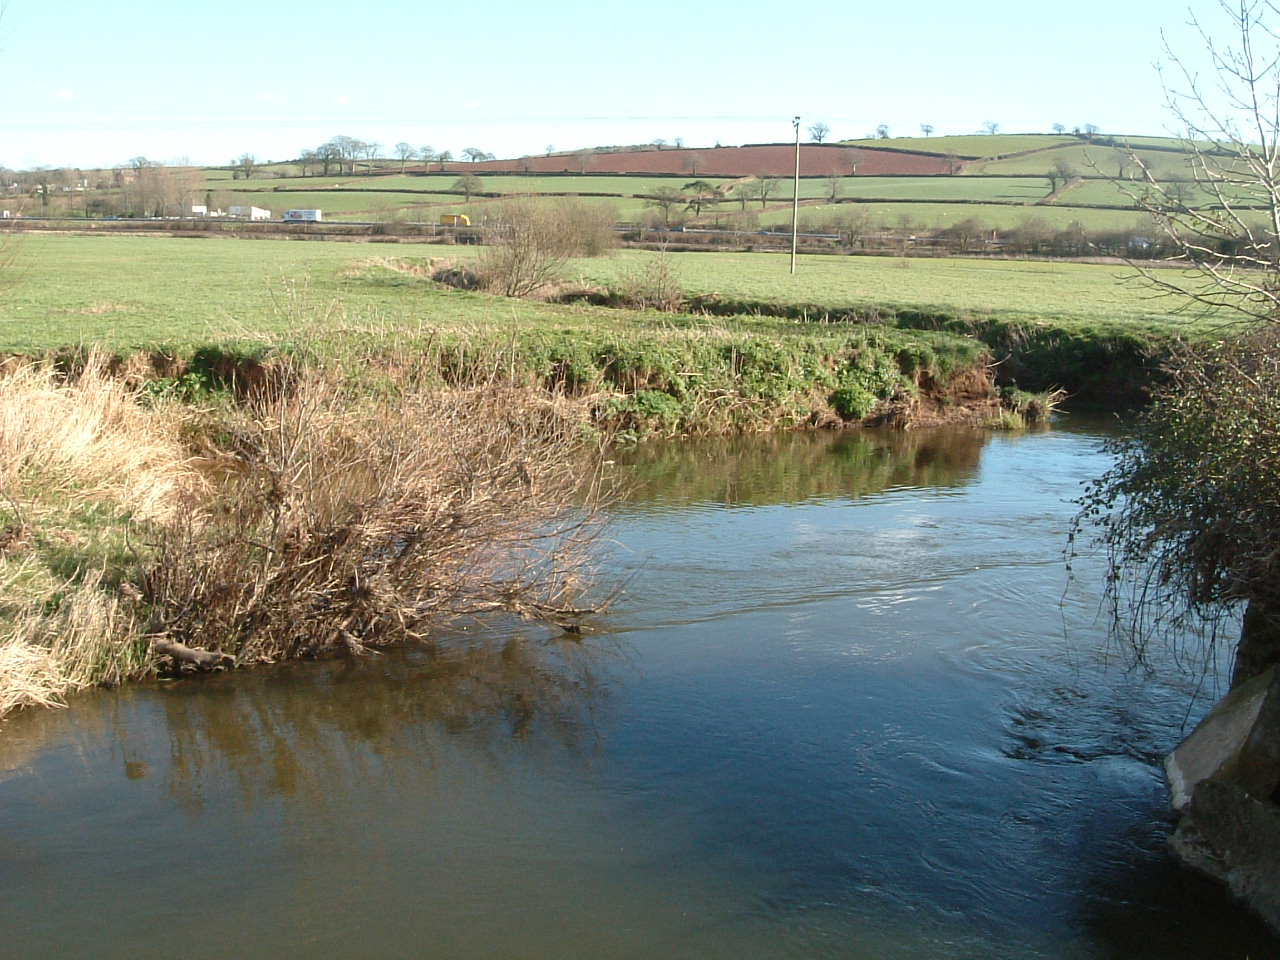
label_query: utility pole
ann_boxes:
[790,116,801,275]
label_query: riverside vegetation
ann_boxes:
[0,344,612,716]
[0,229,1217,719]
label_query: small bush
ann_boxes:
[828,344,913,421]
[476,197,618,298]
[615,249,685,312]
[597,389,686,438]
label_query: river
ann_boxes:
[1,419,1275,959]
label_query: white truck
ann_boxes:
[282,209,322,223]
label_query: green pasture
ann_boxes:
[831,177,1051,203]
[844,134,1077,158]
[1061,176,1271,211]
[967,143,1195,177]
[568,248,1206,330]
[0,234,1218,357]
[0,235,633,352]
[759,201,1152,234]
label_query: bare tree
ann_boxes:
[298,149,320,177]
[328,136,365,174]
[234,153,258,179]
[826,173,843,203]
[317,141,341,176]
[875,124,890,139]
[920,123,935,137]
[645,186,687,226]
[1052,123,1067,135]
[452,173,483,201]
[835,206,873,248]
[418,145,436,169]
[462,147,490,163]
[756,176,779,208]
[982,121,1000,136]
[1110,2,1280,322]
[682,180,721,216]
[808,121,830,143]
[394,142,415,174]
[1047,158,1077,193]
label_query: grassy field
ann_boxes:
[0,234,1216,355]
[756,201,1153,234]
[0,235,628,351]
[966,143,1193,177]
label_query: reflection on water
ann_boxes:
[2,418,1277,960]
[614,425,990,509]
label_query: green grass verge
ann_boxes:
[0,234,1226,406]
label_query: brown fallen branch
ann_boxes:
[149,636,235,669]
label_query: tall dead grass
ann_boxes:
[0,346,612,721]
[0,353,199,525]
[0,354,202,714]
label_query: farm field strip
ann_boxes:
[758,201,1154,233]
[843,134,1079,157]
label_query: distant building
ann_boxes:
[229,205,272,220]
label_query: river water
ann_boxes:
[1,420,1276,959]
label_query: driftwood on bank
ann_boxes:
[148,636,235,669]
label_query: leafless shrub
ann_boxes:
[141,355,612,665]
[476,197,617,298]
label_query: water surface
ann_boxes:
[2,421,1274,959]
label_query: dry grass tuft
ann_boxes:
[0,351,202,526]
[0,566,146,714]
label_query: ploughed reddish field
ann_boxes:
[439,143,954,178]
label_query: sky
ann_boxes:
[0,0,1231,170]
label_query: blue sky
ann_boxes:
[0,1,1223,169]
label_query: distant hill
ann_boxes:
[448,134,1191,179]
[453,143,952,178]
